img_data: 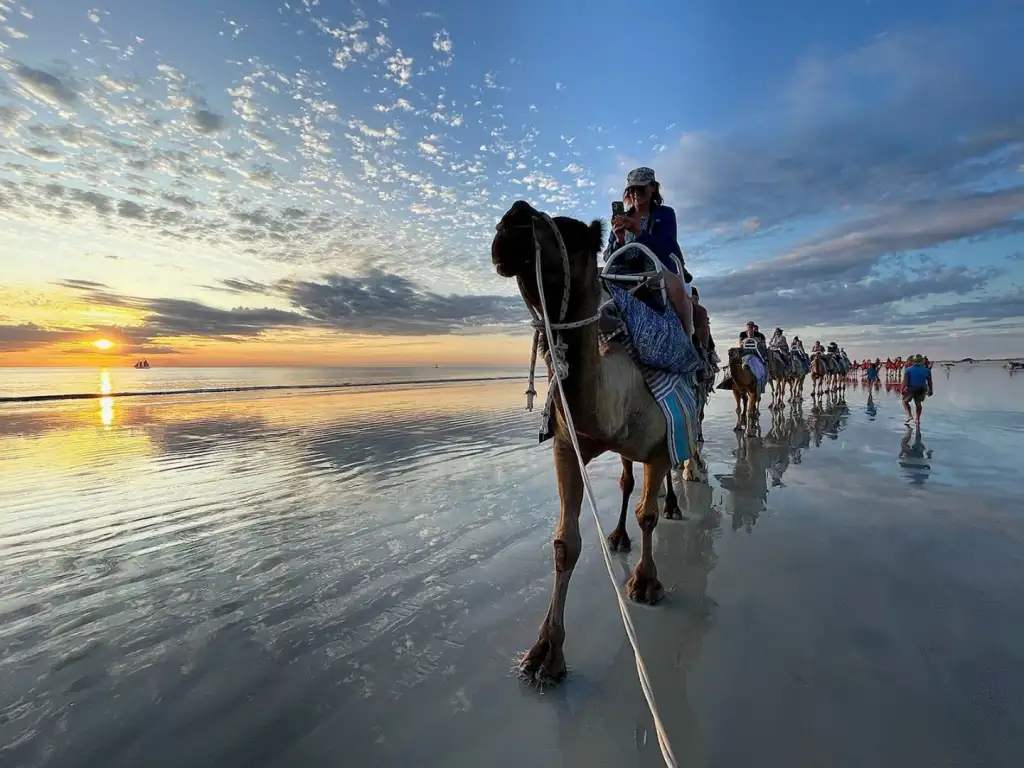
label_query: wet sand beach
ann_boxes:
[1,365,1023,768]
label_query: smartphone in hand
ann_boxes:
[611,201,625,218]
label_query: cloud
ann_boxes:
[705,189,1024,297]
[432,30,453,67]
[190,108,226,134]
[223,270,525,335]
[0,322,80,352]
[699,264,1001,333]
[54,278,109,290]
[6,63,78,108]
[213,277,273,294]
[692,189,1024,333]
[49,280,309,345]
[27,270,524,356]
[899,289,1024,324]
[650,17,1024,233]
[139,298,308,339]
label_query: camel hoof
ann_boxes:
[626,569,664,605]
[733,423,744,432]
[606,528,631,552]
[662,502,683,520]
[518,636,567,685]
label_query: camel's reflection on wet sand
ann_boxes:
[1,365,1022,768]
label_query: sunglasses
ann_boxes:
[626,185,650,196]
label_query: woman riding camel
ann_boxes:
[769,327,791,362]
[791,335,809,373]
[608,166,694,335]
[689,286,711,352]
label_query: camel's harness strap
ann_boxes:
[515,214,680,768]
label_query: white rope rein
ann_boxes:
[525,215,679,768]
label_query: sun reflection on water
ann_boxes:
[99,369,114,428]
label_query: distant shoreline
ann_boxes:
[929,358,1021,364]
[0,374,524,404]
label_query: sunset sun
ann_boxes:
[92,339,115,351]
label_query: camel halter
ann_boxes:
[516,212,680,768]
[516,214,600,420]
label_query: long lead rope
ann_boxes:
[530,215,679,768]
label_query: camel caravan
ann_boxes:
[717,326,852,433]
[490,168,870,686]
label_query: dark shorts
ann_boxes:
[903,387,927,404]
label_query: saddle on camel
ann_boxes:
[491,200,707,684]
[714,321,768,434]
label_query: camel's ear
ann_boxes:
[588,219,606,253]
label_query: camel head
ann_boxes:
[491,199,605,320]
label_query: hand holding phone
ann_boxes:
[611,201,625,218]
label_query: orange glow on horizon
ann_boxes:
[1,332,534,368]
[92,338,115,350]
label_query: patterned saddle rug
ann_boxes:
[583,287,702,467]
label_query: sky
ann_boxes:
[0,0,1022,367]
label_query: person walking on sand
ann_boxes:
[901,354,933,426]
[866,360,879,386]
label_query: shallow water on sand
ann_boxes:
[1,365,1023,768]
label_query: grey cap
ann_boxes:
[626,167,656,187]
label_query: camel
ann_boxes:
[725,347,760,436]
[789,356,808,401]
[810,353,828,398]
[833,356,849,394]
[770,352,790,411]
[491,200,707,684]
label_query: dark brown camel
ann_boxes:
[810,353,827,397]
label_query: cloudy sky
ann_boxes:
[1,0,1022,366]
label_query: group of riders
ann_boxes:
[739,321,852,380]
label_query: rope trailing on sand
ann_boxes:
[527,215,679,768]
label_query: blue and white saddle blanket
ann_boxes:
[535,285,701,468]
[744,354,768,394]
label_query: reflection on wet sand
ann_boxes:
[898,427,933,485]
[553,482,719,767]
[714,399,844,532]
[99,370,114,428]
[865,387,878,420]
[2,367,1023,768]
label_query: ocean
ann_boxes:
[0,366,525,401]
[1,363,1022,767]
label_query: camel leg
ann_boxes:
[662,469,682,520]
[519,438,588,684]
[733,388,744,431]
[625,457,669,604]
[607,458,633,552]
[745,391,759,436]
[682,446,708,483]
